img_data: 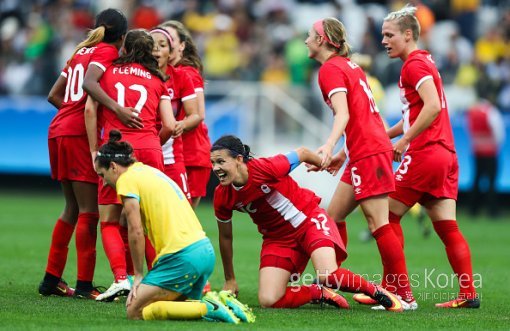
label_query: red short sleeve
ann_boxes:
[402,58,434,91]
[318,62,348,100]
[213,187,233,221]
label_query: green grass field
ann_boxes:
[0,191,508,330]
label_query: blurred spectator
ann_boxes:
[203,14,241,79]
[474,26,507,65]
[451,0,479,43]
[284,31,312,86]
[466,87,505,218]
[131,4,160,29]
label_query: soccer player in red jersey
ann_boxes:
[162,20,213,209]
[305,18,416,309]
[211,135,403,312]
[381,6,479,309]
[39,8,128,300]
[84,29,175,302]
[150,27,200,204]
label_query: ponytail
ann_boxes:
[67,26,105,65]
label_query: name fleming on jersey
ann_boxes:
[112,66,152,79]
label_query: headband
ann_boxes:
[313,20,341,49]
[97,151,130,159]
[150,28,174,49]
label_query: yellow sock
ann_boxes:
[142,301,207,320]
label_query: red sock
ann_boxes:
[389,212,404,248]
[119,226,134,275]
[326,267,376,296]
[75,212,99,282]
[271,284,322,308]
[433,220,476,299]
[373,224,413,301]
[100,222,127,282]
[45,219,75,277]
[336,221,348,248]
[145,235,156,271]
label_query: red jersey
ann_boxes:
[99,63,170,150]
[214,155,321,240]
[48,42,118,138]
[318,56,392,162]
[467,101,499,156]
[399,50,455,153]
[161,65,196,165]
[179,65,212,168]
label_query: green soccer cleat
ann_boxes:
[219,290,256,323]
[202,291,240,324]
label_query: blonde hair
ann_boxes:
[384,5,421,41]
[320,17,351,57]
[67,26,106,64]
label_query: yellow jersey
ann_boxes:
[116,162,206,261]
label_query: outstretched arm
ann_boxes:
[217,219,239,296]
[317,92,349,169]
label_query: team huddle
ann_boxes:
[39,4,479,324]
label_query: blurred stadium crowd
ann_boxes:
[1,0,509,113]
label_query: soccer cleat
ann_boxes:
[74,286,106,300]
[372,286,403,312]
[321,286,350,309]
[353,293,378,305]
[202,280,212,295]
[435,298,480,309]
[202,291,240,324]
[39,278,75,297]
[95,278,132,302]
[219,290,256,323]
[372,297,418,311]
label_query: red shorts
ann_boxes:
[164,162,191,202]
[340,151,395,200]
[185,166,211,198]
[390,144,458,206]
[48,136,97,184]
[98,148,164,205]
[259,207,347,274]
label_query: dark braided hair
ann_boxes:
[95,130,136,169]
[211,135,253,163]
[114,29,167,81]
[161,20,204,75]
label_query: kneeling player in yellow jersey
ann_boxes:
[94,130,255,323]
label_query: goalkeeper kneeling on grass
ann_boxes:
[95,130,255,323]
